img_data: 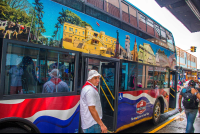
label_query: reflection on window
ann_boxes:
[138,64,145,88]
[121,2,129,23]
[120,62,137,91]
[147,18,154,36]
[139,13,146,32]
[5,44,75,95]
[104,0,120,18]
[128,63,137,90]
[146,66,154,88]
[130,7,137,27]
[160,27,166,43]
[154,67,168,89]
[155,24,161,39]
[166,31,174,51]
[87,0,104,10]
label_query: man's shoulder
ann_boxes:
[181,87,191,94]
[43,81,53,86]
[59,81,68,86]
[81,85,95,94]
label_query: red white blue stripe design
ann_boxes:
[0,96,80,133]
[117,88,169,131]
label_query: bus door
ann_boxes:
[81,53,120,132]
[169,70,177,109]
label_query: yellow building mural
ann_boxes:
[62,22,117,57]
[138,43,156,65]
[131,39,138,62]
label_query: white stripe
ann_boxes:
[123,93,156,104]
[0,99,25,104]
[26,101,80,123]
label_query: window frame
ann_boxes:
[137,63,146,89]
[0,39,80,100]
[119,60,138,92]
[145,65,155,89]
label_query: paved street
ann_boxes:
[156,112,200,133]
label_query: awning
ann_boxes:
[155,0,200,33]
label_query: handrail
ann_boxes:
[170,87,175,92]
[101,75,115,100]
[100,86,114,111]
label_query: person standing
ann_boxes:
[42,69,69,93]
[179,80,199,133]
[80,70,107,133]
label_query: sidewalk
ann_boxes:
[155,112,200,133]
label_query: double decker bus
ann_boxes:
[0,0,178,133]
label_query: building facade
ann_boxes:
[138,43,156,65]
[176,46,198,81]
[63,22,117,57]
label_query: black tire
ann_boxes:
[152,99,161,125]
[0,127,28,133]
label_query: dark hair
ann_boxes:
[189,80,196,87]
[92,66,98,71]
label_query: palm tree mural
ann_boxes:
[55,22,61,40]
[33,0,45,43]
[51,8,94,47]
[57,8,93,28]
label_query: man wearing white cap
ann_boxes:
[42,69,69,93]
[80,70,107,133]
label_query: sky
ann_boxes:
[127,0,200,69]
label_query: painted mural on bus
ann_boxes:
[0,0,176,69]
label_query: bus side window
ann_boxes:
[145,66,154,88]
[4,43,76,95]
[137,64,145,88]
[119,61,137,91]
[5,44,39,95]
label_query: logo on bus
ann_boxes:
[136,100,146,114]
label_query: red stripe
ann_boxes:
[82,81,98,92]
[120,89,169,99]
[0,95,80,119]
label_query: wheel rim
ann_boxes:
[154,102,161,122]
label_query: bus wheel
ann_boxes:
[0,127,28,133]
[152,100,161,125]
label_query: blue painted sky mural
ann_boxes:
[1,0,175,65]
[26,0,175,58]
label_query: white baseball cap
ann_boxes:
[87,70,101,80]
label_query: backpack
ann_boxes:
[182,87,198,109]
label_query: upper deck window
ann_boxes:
[139,13,146,32]
[4,43,76,95]
[160,27,166,43]
[166,31,174,45]
[104,0,120,18]
[166,31,175,51]
[129,6,137,27]
[121,2,129,23]
[155,24,161,39]
[147,18,154,36]
[87,0,104,10]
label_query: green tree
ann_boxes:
[0,0,31,25]
[80,21,93,29]
[49,38,54,47]
[54,22,61,41]
[58,8,82,26]
[33,0,45,43]
[5,0,31,10]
